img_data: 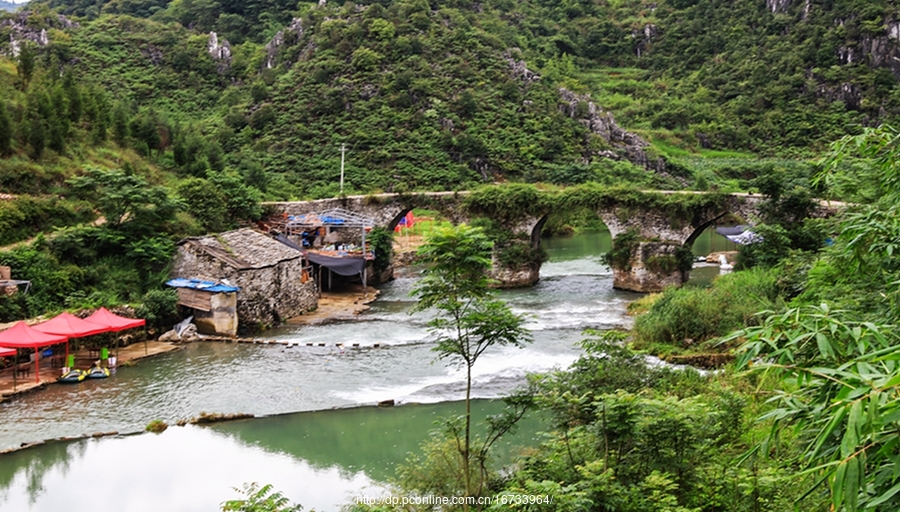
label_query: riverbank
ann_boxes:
[0,341,180,401]
[285,285,380,326]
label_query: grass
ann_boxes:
[626,293,661,316]
[649,137,696,158]
[631,267,780,355]
[145,419,168,433]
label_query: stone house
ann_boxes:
[171,228,317,329]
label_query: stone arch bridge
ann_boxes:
[265,187,816,292]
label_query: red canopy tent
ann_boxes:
[83,308,146,332]
[0,322,69,383]
[0,345,17,389]
[35,312,111,338]
[83,307,147,356]
[35,312,112,369]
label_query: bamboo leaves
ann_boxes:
[733,304,900,511]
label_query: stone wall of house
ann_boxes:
[171,245,317,329]
[235,262,317,328]
[172,243,241,283]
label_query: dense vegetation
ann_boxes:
[0,0,895,234]
[3,0,898,206]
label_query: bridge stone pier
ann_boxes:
[591,193,766,292]
[265,189,774,292]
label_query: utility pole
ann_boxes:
[340,143,346,195]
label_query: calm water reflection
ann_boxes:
[0,400,543,512]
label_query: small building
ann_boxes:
[0,266,30,296]
[171,228,317,329]
[165,278,239,336]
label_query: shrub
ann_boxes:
[137,288,179,331]
[366,226,394,274]
[602,228,640,270]
[221,483,302,512]
[632,267,779,350]
[249,104,276,131]
[145,419,168,433]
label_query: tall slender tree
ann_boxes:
[411,224,530,508]
[111,101,130,147]
[62,70,83,123]
[16,45,35,90]
[0,101,11,156]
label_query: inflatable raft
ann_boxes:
[86,366,110,379]
[58,369,86,383]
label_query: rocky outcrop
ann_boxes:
[1,11,77,57]
[141,44,164,66]
[766,0,791,14]
[860,21,900,79]
[801,0,812,20]
[817,82,861,110]
[265,17,304,69]
[632,24,656,58]
[207,32,232,74]
[558,87,667,173]
[503,48,540,84]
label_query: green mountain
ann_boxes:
[0,1,19,12]
[1,0,898,201]
[0,0,895,247]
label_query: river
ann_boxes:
[0,229,733,511]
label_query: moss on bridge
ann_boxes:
[463,183,731,231]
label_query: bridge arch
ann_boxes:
[387,208,415,233]
[264,188,768,292]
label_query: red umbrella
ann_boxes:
[0,322,69,383]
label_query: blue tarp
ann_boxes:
[166,278,240,293]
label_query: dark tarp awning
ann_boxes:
[307,252,367,277]
[274,233,304,252]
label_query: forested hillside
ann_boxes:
[2,2,899,508]
[0,0,897,319]
[2,0,899,202]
